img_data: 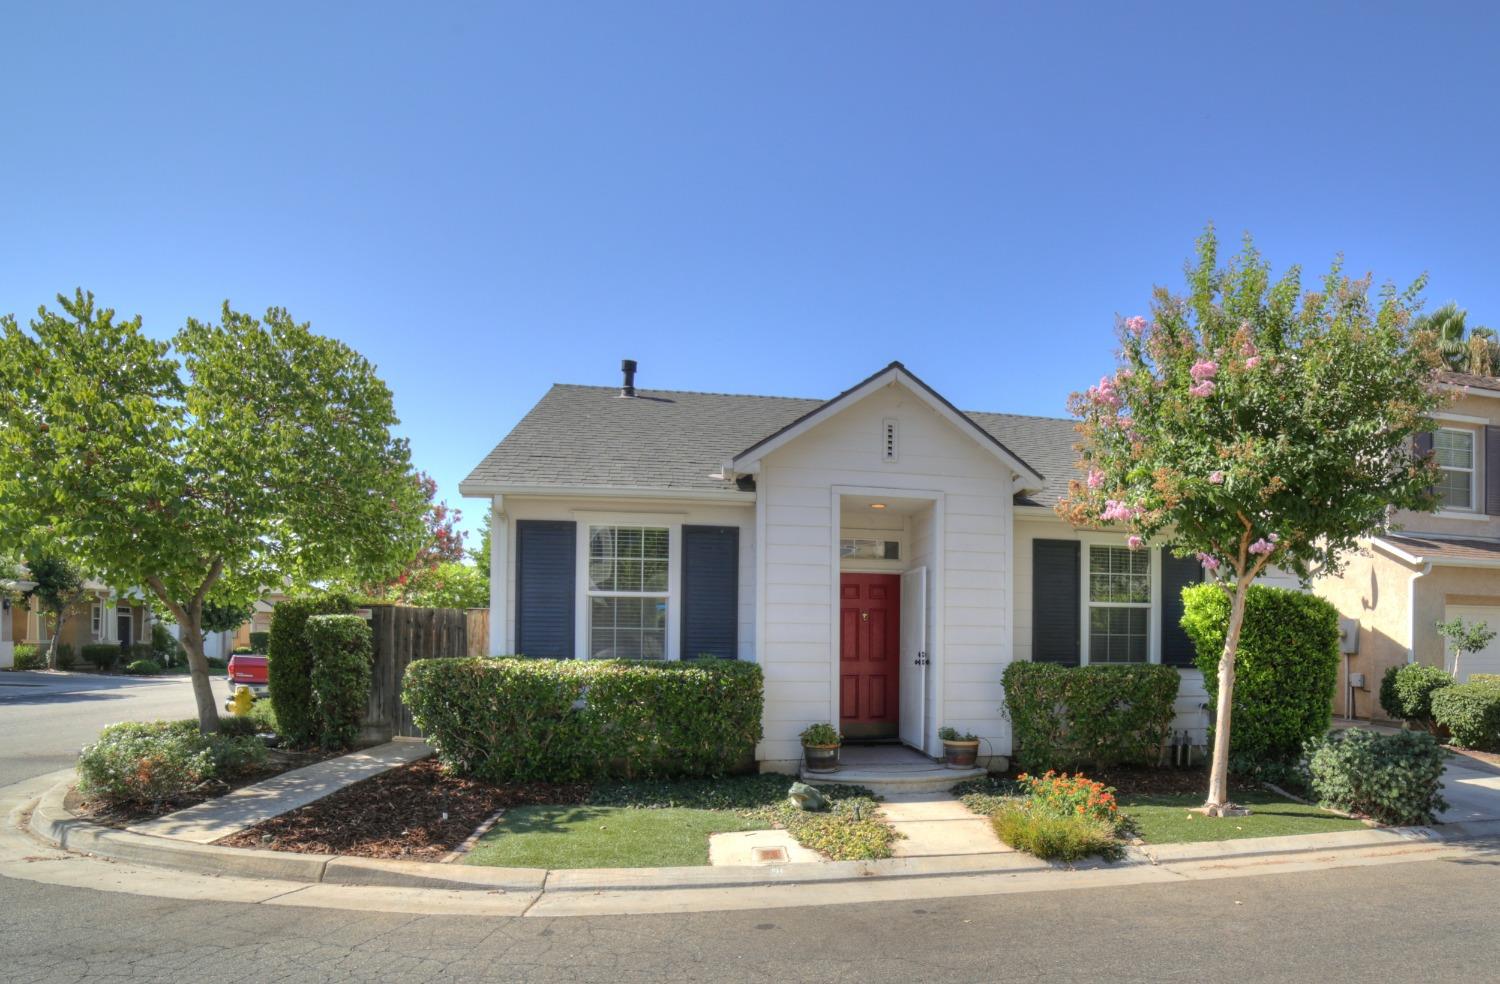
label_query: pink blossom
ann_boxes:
[1239,338,1258,359]
[1127,535,1144,551]
[1100,499,1135,522]
[1269,533,1280,544]
[1245,356,1262,369]
[1091,376,1122,408]
[1197,553,1220,571]
[1188,380,1216,398]
[1209,470,1225,485]
[1249,538,1275,556]
[1190,359,1218,381]
[1087,469,1105,489]
[1124,315,1148,335]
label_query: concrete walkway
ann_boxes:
[880,792,1009,858]
[129,739,432,844]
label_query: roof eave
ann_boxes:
[457,481,756,503]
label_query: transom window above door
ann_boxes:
[587,525,669,659]
[1087,545,1149,663]
[1435,429,1476,511]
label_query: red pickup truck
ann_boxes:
[226,653,269,697]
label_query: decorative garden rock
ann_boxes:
[787,781,830,811]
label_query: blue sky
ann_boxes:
[6,2,1499,543]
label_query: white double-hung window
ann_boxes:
[587,525,669,659]
[1435,429,1476,511]
[1087,544,1150,663]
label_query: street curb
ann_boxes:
[30,778,1500,895]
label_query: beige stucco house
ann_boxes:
[0,571,153,667]
[1313,371,1500,719]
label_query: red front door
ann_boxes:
[839,573,901,739]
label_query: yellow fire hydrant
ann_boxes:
[227,685,255,717]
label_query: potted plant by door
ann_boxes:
[800,723,842,773]
[938,727,980,769]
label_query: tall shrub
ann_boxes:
[1001,663,1180,772]
[1431,681,1500,751]
[1181,584,1340,770]
[1378,663,1453,733]
[267,594,355,748]
[305,614,373,751]
[1305,728,1448,825]
[404,657,764,782]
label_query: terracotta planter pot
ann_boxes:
[942,739,979,769]
[802,743,841,773]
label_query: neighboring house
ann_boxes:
[461,360,1231,772]
[1313,371,1500,716]
[8,576,154,657]
[230,593,286,652]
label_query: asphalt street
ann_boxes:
[0,670,200,786]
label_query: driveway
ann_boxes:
[1442,754,1500,824]
[0,671,199,787]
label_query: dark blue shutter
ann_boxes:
[1486,427,1500,516]
[1160,553,1206,667]
[681,525,739,659]
[515,520,575,659]
[1031,539,1080,666]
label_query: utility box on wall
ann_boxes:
[1338,617,1360,654]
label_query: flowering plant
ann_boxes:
[1059,227,1445,813]
[1018,771,1120,828]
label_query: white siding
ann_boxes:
[488,495,756,661]
[756,381,1016,766]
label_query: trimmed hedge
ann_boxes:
[55,643,76,670]
[12,644,45,671]
[1182,584,1340,769]
[267,594,356,748]
[1305,728,1448,825]
[124,658,162,676]
[1378,663,1453,732]
[81,643,121,671]
[248,631,270,653]
[1432,681,1500,751]
[306,614,373,751]
[1001,662,1180,772]
[404,657,765,782]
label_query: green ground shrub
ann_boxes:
[1432,681,1500,751]
[305,614,373,751]
[150,623,183,666]
[1001,662,1180,772]
[76,719,268,809]
[232,646,254,655]
[129,642,153,662]
[267,594,356,748]
[249,631,270,653]
[55,643,76,670]
[1473,673,1500,684]
[1305,728,1448,825]
[1181,584,1340,770]
[12,644,45,671]
[404,656,765,782]
[206,656,227,670]
[247,698,280,735]
[81,643,121,672]
[990,805,1122,861]
[124,658,162,675]
[1379,664,1454,732]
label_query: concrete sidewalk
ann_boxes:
[880,793,1009,858]
[128,740,432,844]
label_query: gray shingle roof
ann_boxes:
[461,383,1081,507]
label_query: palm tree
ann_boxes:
[1414,303,1498,375]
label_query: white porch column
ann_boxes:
[488,496,508,656]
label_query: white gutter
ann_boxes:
[1408,560,1433,664]
[456,483,755,502]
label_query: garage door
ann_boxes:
[1443,605,1500,681]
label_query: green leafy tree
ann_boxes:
[472,512,492,581]
[21,555,89,669]
[0,291,427,731]
[1436,616,1497,680]
[400,560,488,609]
[1059,228,1444,814]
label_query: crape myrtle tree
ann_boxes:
[1058,229,1444,815]
[0,291,427,732]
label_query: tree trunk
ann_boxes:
[1205,580,1250,812]
[46,607,69,670]
[177,610,222,735]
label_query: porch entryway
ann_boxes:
[798,743,986,795]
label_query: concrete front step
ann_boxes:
[800,764,987,795]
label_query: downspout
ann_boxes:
[1407,561,1432,666]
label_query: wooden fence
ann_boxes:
[465,608,489,657]
[362,605,469,742]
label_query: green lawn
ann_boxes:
[1121,789,1367,844]
[462,805,772,869]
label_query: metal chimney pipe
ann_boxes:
[620,359,637,398]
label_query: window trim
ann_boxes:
[1434,427,1477,513]
[90,601,104,640]
[1078,535,1161,666]
[572,512,683,660]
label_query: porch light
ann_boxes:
[870,503,887,510]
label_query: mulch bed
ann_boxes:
[70,747,331,829]
[217,759,590,860]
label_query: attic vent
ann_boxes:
[882,418,898,462]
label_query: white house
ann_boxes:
[460,360,1217,773]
